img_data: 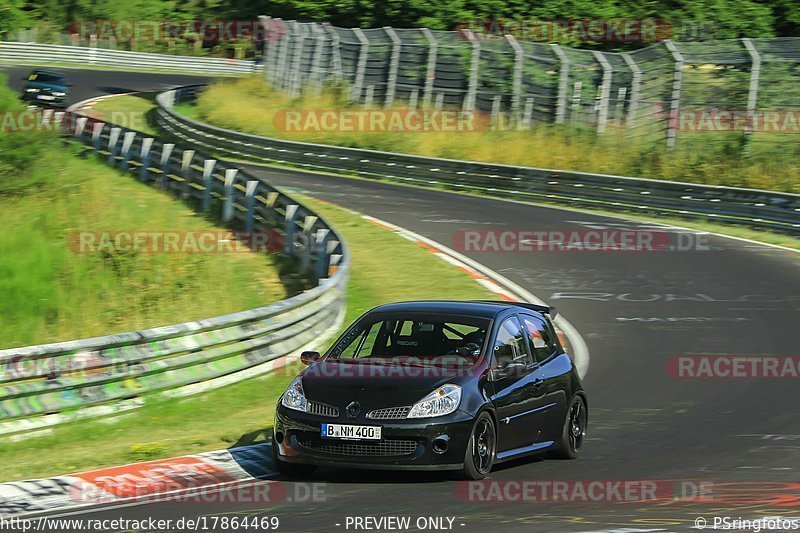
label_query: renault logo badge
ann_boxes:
[346,401,361,418]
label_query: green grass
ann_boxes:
[0,195,496,481]
[88,94,157,135]
[189,76,799,193]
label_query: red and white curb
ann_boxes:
[0,449,261,517]
[66,93,134,114]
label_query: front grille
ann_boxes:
[297,437,418,457]
[308,401,339,417]
[367,406,412,420]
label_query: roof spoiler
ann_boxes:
[473,300,557,319]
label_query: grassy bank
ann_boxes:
[0,195,496,481]
[0,77,285,349]
[189,76,799,193]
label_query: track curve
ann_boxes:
[4,67,799,532]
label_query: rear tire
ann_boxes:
[460,412,496,480]
[271,434,317,478]
[549,395,587,459]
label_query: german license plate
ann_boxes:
[36,95,55,101]
[321,423,381,440]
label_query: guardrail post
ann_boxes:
[300,215,318,274]
[622,53,641,134]
[463,30,480,112]
[107,127,121,166]
[201,159,217,211]
[384,27,401,108]
[74,116,88,140]
[284,204,299,256]
[593,51,613,134]
[120,131,137,172]
[352,28,369,103]
[265,191,280,229]
[506,34,524,125]
[742,38,761,153]
[159,143,174,189]
[139,138,154,181]
[91,122,104,152]
[551,44,569,124]
[315,228,331,283]
[421,28,438,109]
[664,40,684,150]
[222,169,238,223]
[181,149,195,197]
[245,181,259,232]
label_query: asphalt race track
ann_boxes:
[3,67,800,532]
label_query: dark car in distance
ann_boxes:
[20,69,70,108]
[273,300,587,479]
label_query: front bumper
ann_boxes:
[21,92,68,107]
[274,404,475,470]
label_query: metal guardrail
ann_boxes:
[0,109,349,437]
[156,86,800,235]
[0,42,256,74]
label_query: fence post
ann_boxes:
[284,204,299,256]
[289,24,306,96]
[315,228,331,283]
[120,131,137,172]
[267,17,285,83]
[275,21,294,91]
[421,28,438,109]
[506,34,524,125]
[593,51,613,134]
[664,40,684,150]
[245,181,259,232]
[463,30,480,112]
[139,138,154,181]
[622,53,641,134]
[741,38,761,151]
[74,116,88,139]
[323,24,344,80]
[310,25,327,93]
[352,28,369,103]
[181,149,195,197]
[222,169,238,223]
[201,159,217,211]
[300,215,318,274]
[107,127,121,166]
[159,143,174,189]
[384,27,402,108]
[551,44,569,124]
[92,122,104,152]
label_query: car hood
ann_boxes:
[25,81,67,91]
[300,358,472,411]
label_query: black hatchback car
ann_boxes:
[20,69,70,108]
[273,300,587,479]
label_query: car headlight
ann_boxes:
[51,92,66,97]
[407,384,461,418]
[280,377,308,412]
[25,88,39,93]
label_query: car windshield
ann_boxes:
[330,313,490,363]
[28,73,64,84]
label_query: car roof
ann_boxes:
[30,69,65,78]
[369,300,538,319]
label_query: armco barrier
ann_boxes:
[0,109,348,437]
[0,42,256,74]
[155,86,800,235]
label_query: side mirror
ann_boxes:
[496,359,526,377]
[300,350,321,366]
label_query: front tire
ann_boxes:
[271,434,317,478]
[549,395,587,459]
[460,412,496,480]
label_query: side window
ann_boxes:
[492,316,532,368]
[339,322,382,358]
[522,315,557,363]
